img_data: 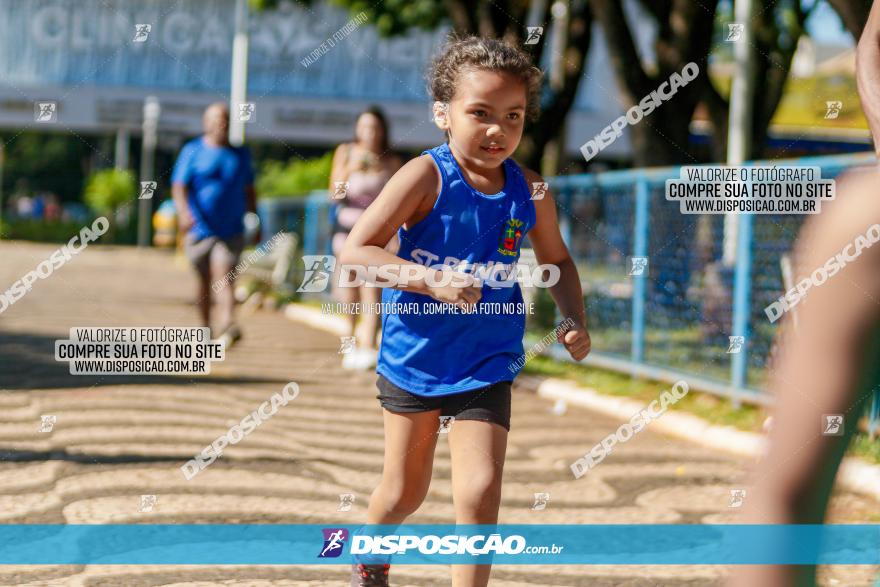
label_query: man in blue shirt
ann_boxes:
[171,102,257,344]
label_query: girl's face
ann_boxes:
[355,113,385,151]
[434,68,526,168]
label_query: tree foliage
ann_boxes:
[589,0,717,166]
[83,169,135,214]
[251,0,872,166]
[702,0,820,161]
[256,152,333,198]
[0,132,93,202]
[252,0,591,173]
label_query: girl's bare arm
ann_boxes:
[339,156,481,306]
[522,167,591,360]
[328,143,349,201]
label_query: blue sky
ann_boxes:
[805,1,855,46]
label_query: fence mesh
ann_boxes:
[283,154,876,420]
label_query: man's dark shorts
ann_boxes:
[376,374,512,431]
[183,233,244,274]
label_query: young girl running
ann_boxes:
[340,35,591,587]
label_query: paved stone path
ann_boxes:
[0,242,878,586]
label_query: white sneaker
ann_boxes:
[342,350,359,370]
[217,324,242,351]
[357,348,378,370]
[342,348,377,371]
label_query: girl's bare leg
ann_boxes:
[367,408,441,525]
[448,420,508,587]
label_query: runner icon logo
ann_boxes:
[319,528,349,558]
[298,255,336,292]
[338,493,355,512]
[139,182,157,200]
[525,27,543,45]
[39,415,56,433]
[824,101,843,119]
[727,336,744,354]
[438,416,455,433]
[728,489,746,508]
[133,24,152,42]
[822,414,844,436]
[726,23,744,42]
[530,492,550,510]
[35,102,57,123]
[139,494,157,512]
[629,257,648,276]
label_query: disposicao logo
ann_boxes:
[318,528,348,558]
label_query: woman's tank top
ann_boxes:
[344,170,389,210]
[334,167,392,233]
[376,142,537,396]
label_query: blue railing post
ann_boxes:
[326,201,337,256]
[630,174,649,369]
[256,200,278,244]
[869,388,880,439]
[549,185,574,328]
[303,195,322,257]
[730,210,754,406]
[560,188,573,248]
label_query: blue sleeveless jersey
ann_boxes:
[376,142,537,396]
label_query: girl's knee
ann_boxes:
[373,480,429,516]
[455,472,503,513]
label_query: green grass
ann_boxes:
[521,354,764,431]
[288,300,880,465]
[525,325,735,384]
[851,433,880,464]
[0,218,95,243]
[522,354,880,465]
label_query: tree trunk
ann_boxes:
[702,1,813,160]
[628,111,696,167]
[590,0,717,166]
[522,1,593,172]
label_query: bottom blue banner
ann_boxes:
[0,524,877,565]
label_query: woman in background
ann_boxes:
[329,106,402,370]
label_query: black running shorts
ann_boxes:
[375,374,512,431]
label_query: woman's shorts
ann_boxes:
[376,374,512,431]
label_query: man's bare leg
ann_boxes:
[196,267,211,329]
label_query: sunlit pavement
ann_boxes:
[1,241,878,586]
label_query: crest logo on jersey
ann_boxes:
[498,218,524,257]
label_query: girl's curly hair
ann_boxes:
[426,34,544,123]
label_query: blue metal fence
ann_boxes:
[256,190,334,258]
[546,152,879,435]
[276,153,879,428]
